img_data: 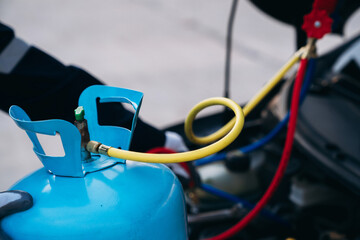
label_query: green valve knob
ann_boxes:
[75,106,85,121]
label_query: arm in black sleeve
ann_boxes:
[0,22,165,152]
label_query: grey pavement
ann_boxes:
[0,0,359,190]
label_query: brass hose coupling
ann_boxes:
[302,38,317,59]
[86,141,111,156]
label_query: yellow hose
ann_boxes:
[185,48,304,145]
[89,48,304,164]
[106,98,244,163]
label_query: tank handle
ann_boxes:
[78,85,143,154]
[9,86,143,177]
[9,105,84,177]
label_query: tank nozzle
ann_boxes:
[74,106,91,161]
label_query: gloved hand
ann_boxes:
[0,190,33,240]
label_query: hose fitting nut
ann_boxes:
[86,141,102,154]
[86,141,111,156]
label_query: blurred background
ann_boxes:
[0,0,359,190]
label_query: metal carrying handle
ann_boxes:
[78,85,143,151]
[9,105,84,177]
[9,85,143,177]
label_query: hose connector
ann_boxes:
[86,141,111,156]
[302,38,317,59]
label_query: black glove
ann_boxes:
[0,190,33,240]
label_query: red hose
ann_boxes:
[206,58,309,240]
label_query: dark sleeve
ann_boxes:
[0,22,165,152]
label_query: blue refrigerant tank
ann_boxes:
[1,86,188,240]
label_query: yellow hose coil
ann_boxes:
[90,48,304,163]
[107,97,244,163]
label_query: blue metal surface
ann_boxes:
[2,161,187,240]
[5,86,187,239]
